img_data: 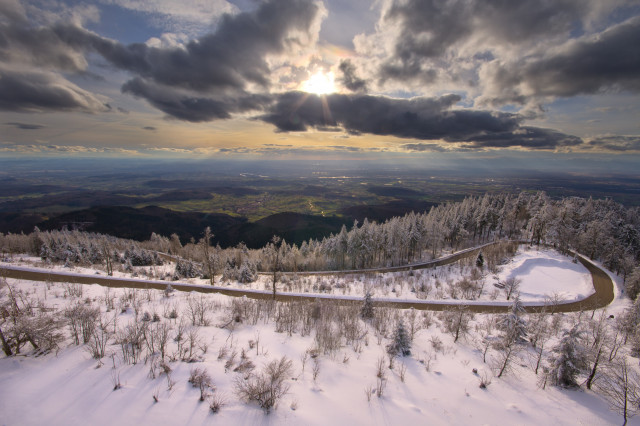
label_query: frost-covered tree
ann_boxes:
[361,291,374,320]
[625,268,640,301]
[550,324,588,388]
[174,259,200,279]
[500,295,527,343]
[387,321,411,357]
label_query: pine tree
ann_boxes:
[387,321,411,357]
[550,324,588,388]
[476,251,484,269]
[500,295,527,343]
[361,291,374,319]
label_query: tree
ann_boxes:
[264,236,284,299]
[597,358,640,425]
[500,295,527,343]
[200,227,221,285]
[550,324,588,388]
[502,277,521,301]
[440,305,473,343]
[495,296,527,378]
[476,251,484,269]
[387,321,411,357]
[361,291,374,319]
[625,267,640,301]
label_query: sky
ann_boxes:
[1,0,640,169]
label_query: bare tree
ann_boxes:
[440,305,473,343]
[200,227,221,285]
[502,277,521,301]
[597,358,640,425]
[264,236,284,300]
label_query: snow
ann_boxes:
[494,248,593,302]
[1,247,636,425]
[0,278,631,425]
[0,245,598,307]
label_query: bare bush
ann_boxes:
[234,356,293,412]
[186,295,212,327]
[209,393,226,413]
[1,282,65,355]
[189,367,214,401]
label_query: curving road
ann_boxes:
[0,243,614,314]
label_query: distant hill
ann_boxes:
[37,206,246,244]
[341,200,437,223]
[1,201,438,248]
[222,212,352,248]
[14,206,349,248]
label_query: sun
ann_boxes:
[301,71,336,95]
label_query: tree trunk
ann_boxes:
[585,347,601,390]
[0,326,13,356]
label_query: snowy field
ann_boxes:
[1,246,637,425]
[493,248,593,302]
[0,277,632,426]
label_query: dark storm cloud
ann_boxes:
[587,136,640,152]
[260,91,583,150]
[262,92,508,137]
[483,17,640,104]
[122,78,272,122]
[0,67,109,113]
[465,127,583,149]
[338,59,367,92]
[5,122,45,130]
[377,0,588,84]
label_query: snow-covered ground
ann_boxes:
[0,246,596,305]
[0,277,634,426]
[493,248,593,302]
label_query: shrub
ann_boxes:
[234,356,293,412]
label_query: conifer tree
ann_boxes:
[361,291,374,319]
[387,321,411,357]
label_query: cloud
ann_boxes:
[121,78,272,122]
[0,67,110,113]
[350,0,637,111]
[54,0,322,92]
[0,0,324,120]
[400,143,448,152]
[5,122,45,130]
[465,127,583,150]
[338,59,367,92]
[0,142,138,155]
[355,0,601,88]
[586,135,640,152]
[142,126,156,131]
[260,91,584,150]
[480,16,640,106]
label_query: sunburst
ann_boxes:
[301,71,336,95]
